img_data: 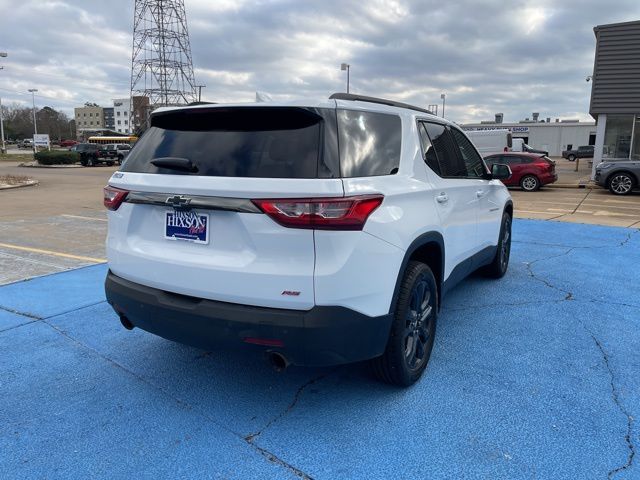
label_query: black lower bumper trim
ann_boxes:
[105,271,393,367]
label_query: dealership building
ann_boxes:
[461,115,596,157]
[589,19,640,177]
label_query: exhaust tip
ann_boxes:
[267,352,288,372]
[119,314,135,331]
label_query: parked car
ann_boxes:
[512,138,549,156]
[114,143,132,163]
[17,139,33,149]
[60,139,78,148]
[103,93,513,386]
[594,160,640,195]
[76,143,116,166]
[99,144,119,160]
[484,152,557,191]
[465,129,513,155]
[562,145,594,161]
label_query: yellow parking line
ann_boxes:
[0,243,106,263]
[61,214,108,222]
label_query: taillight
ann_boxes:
[252,195,384,230]
[103,185,129,211]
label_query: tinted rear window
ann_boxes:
[337,110,401,177]
[122,107,333,178]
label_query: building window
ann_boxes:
[117,111,120,116]
[83,113,86,117]
[124,120,128,125]
[603,115,634,160]
[123,111,128,116]
[117,120,121,125]
[631,116,640,161]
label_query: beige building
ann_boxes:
[74,106,105,131]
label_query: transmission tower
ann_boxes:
[130,0,197,108]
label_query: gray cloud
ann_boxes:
[0,0,638,123]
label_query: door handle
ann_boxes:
[436,193,448,204]
[476,190,486,198]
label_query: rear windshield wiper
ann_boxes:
[150,157,198,173]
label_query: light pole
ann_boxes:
[28,89,38,154]
[0,52,6,154]
[440,93,446,119]
[341,63,350,93]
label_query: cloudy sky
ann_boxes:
[0,0,639,123]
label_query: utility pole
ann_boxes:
[440,93,446,119]
[195,85,206,102]
[0,52,6,154]
[28,88,38,154]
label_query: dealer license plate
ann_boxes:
[165,210,209,244]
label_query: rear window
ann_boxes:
[122,107,336,178]
[337,109,401,177]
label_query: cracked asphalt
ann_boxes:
[1,219,638,479]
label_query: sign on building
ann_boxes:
[33,134,50,148]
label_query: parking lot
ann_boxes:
[1,159,639,284]
[1,218,638,479]
[1,160,639,479]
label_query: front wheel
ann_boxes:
[609,173,635,195]
[370,261,437,387]
[568,154,576,161]
[520,175,540,191]
[482,213,512,278]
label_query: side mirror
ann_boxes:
[491,163,512,180]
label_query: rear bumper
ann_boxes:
[105,271,393,367]
[541,173,558,185]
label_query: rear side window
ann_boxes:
[450,128,487,178]
[422,123,465,177]
[337,109,401,177]
[122,107,337,178]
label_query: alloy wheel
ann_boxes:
[404,276,434,370]
[610,174,633,194]
[521,176,538,191]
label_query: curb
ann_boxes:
[546,181,598,189]
[18,162,82,169]
[0,180,39,190]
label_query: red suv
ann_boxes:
[484,153,557,191]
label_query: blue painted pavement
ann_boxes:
[1,219,638,479]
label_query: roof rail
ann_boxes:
[329,93,434,115]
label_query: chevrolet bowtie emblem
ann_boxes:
[165,195,192,208]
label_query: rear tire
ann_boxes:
[520,175,539,191]
[482,212,512,279]
[370,261,437,387]
[568,154,576,161]
[608,173,635,195]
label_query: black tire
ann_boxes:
[117,155,124,165]
[520,175,539,191]
[370,261,437,387]
[568,154,576,161]
[608,172,635,196]
[482,212,512,279]
[86,156,95,167]
[80,160,87,167]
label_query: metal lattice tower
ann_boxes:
[130,0,197,107]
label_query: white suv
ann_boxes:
[104,94,513,386]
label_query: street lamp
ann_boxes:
[440,93,446,119]
[0,52,6,154]
[28,88,38,154]
[341,63,350,93]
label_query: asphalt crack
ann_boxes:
[245,372,332,443]
[0,304,42,320]
[522,245,636,478]
[41,319,318,480]
[586,330,636,479]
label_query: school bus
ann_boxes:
[87,136,138,145]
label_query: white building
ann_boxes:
[113,98,132,134]
[461,118,596,157]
